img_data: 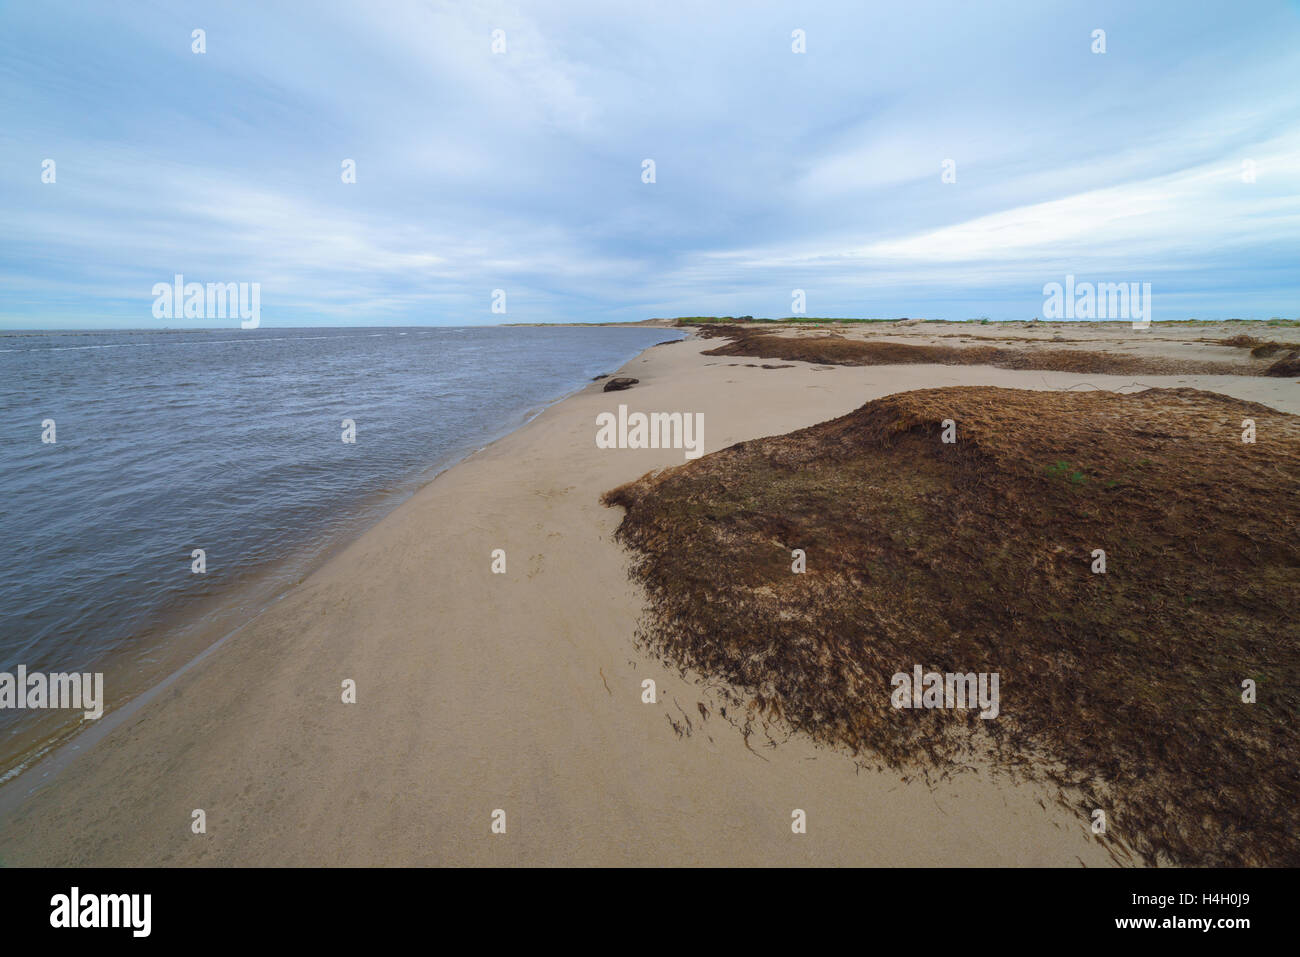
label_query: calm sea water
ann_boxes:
[0,325,680,774]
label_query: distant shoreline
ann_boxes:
[8,316,1299,336]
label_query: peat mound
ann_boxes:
[603,386,1300,866]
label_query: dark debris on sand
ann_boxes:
[603,376,640,392]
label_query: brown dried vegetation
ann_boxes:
[699,326,1279,376]
[603,386,1300,866]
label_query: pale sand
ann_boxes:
[2,326,1296,866]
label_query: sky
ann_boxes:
[2,0,1298,328]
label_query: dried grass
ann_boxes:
[700,326,1272,376]
[603,386,1300,866]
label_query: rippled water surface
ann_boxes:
[0,325,680,768]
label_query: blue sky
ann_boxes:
[2,0,1298,328]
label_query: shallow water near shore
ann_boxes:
[0,324,682,777]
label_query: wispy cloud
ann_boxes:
[2,0,1298,326]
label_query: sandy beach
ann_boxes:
[1,322,1296,867]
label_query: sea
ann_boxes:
[0,324,682,780]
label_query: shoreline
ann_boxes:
[0,335,683,793]
[1,327,1293,865]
